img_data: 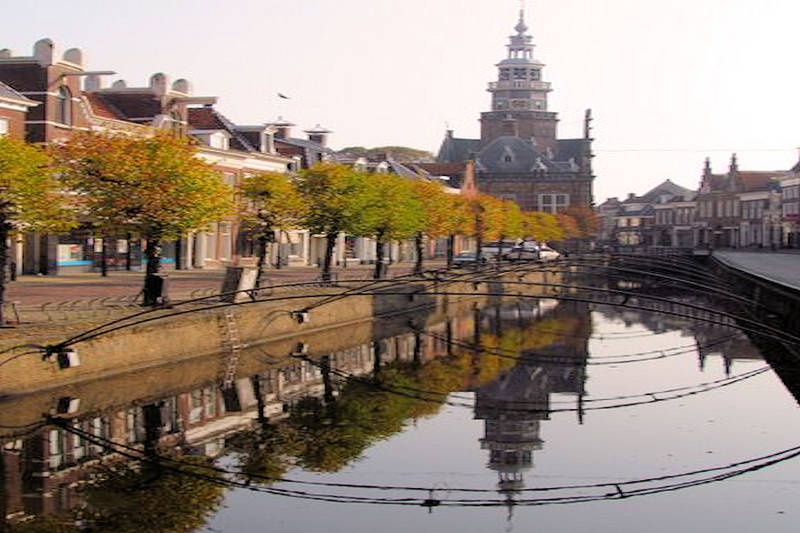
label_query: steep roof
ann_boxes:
[0,80,38,106]
[82,92,126,120]
[555,138,589,162]
[187,106,255,152]
[738,171,782,192]
[436,135,480,164]
[97,92,162,121]
[476,136,561,173]
[641,179,693,201]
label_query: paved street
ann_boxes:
[5,262,437,306]
[713,251,800,291]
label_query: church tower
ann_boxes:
[479,8,558,152]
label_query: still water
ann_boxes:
[2,295,798,532]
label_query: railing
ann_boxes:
[488,80,551,91]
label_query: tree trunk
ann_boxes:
[143,236,164,306]
[413,232,424,275]
[255,235,269,288]
[374,231,385,280]
[100,234,108,277]
[175,236,183,271]
[321,355,335,405]
[321,232,337,282]
[125,232,132,271]
[496,235,505,270]
[446,234,455,269]
[0,213,8,326]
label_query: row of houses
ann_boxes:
[1,38,462,276]
[598,154,800,249]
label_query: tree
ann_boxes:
[296,162,369,282]
[562,205,602,240]
[470,194,506,261]
[555,212,581,240]
[495,200,523,263]
[521,211,564,243]
[0,137,72,324]
[241,172,305,283]
[53,132,233,305]
[411,181,470,273]
[358,173,424,279]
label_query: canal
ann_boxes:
[1,269,799,532]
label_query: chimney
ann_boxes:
[273,116,294,140]
[305,124,331,147]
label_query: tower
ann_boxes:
[479,8,558,151]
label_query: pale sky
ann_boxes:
[4,0,800,201]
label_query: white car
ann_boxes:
[538,245,560,261]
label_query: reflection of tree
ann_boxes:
[3,516,78,533]
[81,454,223,533]
[232,305,589,480]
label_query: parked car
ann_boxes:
[452,251,485,266]
[506,242,561,262]
[481,241,519,260]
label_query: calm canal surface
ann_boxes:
[3,295,799,532]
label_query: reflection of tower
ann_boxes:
[475,365,548,490]
[474,301,591,499]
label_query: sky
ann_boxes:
[4,0,800,201]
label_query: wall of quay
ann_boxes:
[0,270,558,397]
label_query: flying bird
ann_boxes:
[277,93,290,99]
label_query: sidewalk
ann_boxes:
[4,262,437,306]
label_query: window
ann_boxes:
[0,118,8,137]
[513,68,527,80]
[538,193,569,213]
[499,68,510,81]
[529,69,541,81]
[56,86,72,125]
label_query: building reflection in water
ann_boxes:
[474,302,590,503]
[0,294,762,528]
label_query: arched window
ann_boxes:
[56,86,72,125]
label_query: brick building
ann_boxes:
[0,81,38,139]
[434,9,594,212]
[0,39,337,273]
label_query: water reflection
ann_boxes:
[1,292,799,531]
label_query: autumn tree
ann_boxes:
[411,181,473,273]
[296,162,368,282]
[521,211,564,243]
[555,212,581,240]
[358,173,423,279]
[562,205,602,240]
[470,194,506,261]
[0,137,72,324]
[53,132,233,305]
[241,172,305,283]
[495,199,524,262]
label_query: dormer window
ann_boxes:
[209,132,229,150]
[56,86,72,125]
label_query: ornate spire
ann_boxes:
[515,7,528,35]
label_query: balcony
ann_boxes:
[488,80,552,91]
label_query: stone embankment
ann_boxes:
[0,266,561,397]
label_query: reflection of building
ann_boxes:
[0,302,489,524]
[474,303,590,494]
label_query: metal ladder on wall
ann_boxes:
[220,309,246,389]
